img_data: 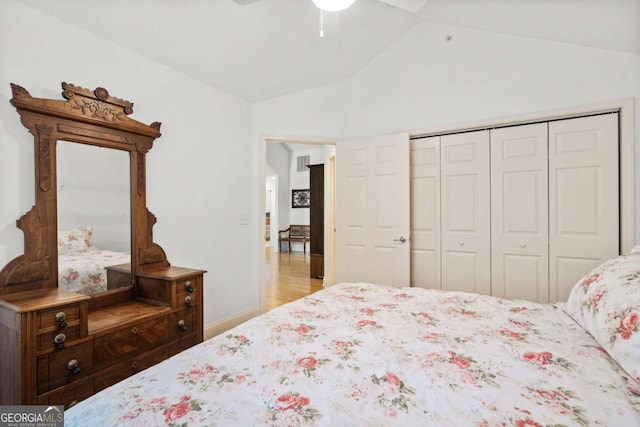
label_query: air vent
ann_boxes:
[297,155,310,172]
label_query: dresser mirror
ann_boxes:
[0,81,170,305]
[57,141,131,295]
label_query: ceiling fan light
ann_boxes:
[312,0,356,12]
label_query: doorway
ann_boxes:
[259,137,338,312]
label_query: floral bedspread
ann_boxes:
[65,283,640,426]
[58,249,130,295]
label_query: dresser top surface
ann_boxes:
[0,288,89,312]
[89,300,172,335]
[137,266,207,281]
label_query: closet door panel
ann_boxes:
[549,113,619,302]
[501,255,545,302]
[440,131,490,295]
[491,123,549,302]
[337,146,367,283]
[410,137,440,289]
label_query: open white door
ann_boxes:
[335,133,410,287]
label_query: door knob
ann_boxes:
[393,236,407,243]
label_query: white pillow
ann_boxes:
[58,226,93,254]
[563,254,640,391]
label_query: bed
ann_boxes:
[57,226,130,295]
[64,255,640,426]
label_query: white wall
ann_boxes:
[288,145,327,225]
[265,174,276,249]
[0,0,254,326]
[252,81,349,139]
[254,22,640,239]
[345,23,640,139]
[266,143,290,232]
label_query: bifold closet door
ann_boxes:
[440,130,491,295]
[549,113,619,302]
[410,136,440,289]
[491,123,549,302]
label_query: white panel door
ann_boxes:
[549,113,619,302]
[491,123,549,302]
[336,133,410,287]
[410,137,440,289]
[440,131,491,295]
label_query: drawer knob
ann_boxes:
[131,361,140,370]
[185,281,194,293]
[184,295,192,307]
[56,312,67,329]
[54,333,66,350]
[178,319,187,332]
[67,359,80,375]
[130,326,139,335]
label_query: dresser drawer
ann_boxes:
[168,333,198,357]
[37,303,84,352]
[37,340,94,394]
[38,303,81,331]
[168,308,196,339]
[37,325,81,353]
[94,346,168,393]
[37,378,93,409]
[175,287,198,309]
[94,316,168,366]
[175,277,199,297]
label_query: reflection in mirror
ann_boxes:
[57,142,131,295]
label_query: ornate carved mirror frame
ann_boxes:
[0,82,169,296]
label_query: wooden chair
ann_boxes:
[278,225,310,253]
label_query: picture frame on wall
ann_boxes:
[291,189,310,208]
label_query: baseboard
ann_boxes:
[203,308,260,340]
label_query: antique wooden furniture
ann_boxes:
[0,82,205,407]
[308,164,324,279]
[278,225,310,253]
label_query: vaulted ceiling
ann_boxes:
[20,0,640,102]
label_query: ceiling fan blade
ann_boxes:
[378,0,428,13]
[232,0,263,5]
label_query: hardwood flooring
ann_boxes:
[265,247,324,311]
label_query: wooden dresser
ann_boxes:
[0,82,207,407]
[0,267,204,407]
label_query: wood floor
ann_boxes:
[265,246,324,311]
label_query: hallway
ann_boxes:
[265,247,324,311]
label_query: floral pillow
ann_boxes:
[58,226,93,254]
[563,254,640,391]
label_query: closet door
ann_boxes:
[440,131,491,295]
[549,113,619,302]
[410,137,440,289]
[491,123,549,302]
